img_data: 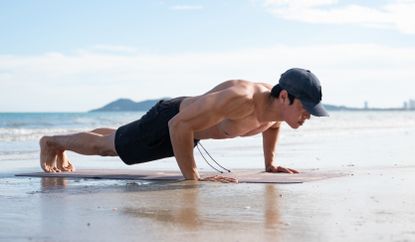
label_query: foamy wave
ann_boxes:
[0,128,92,141]
[0,150,38,161]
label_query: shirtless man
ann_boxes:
[39,68,328,182]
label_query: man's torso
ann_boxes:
[179,80,278,140]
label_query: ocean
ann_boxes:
[1,111,415,173]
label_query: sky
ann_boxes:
[0,0,415,112]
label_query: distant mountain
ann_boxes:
[323,104,407,111]
[89,98,167,112]
[90,98,408,112]
[323,104,360,111]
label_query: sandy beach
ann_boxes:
[1,111,415,241]
[1,165,415,242]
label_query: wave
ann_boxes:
[0,150,38,161]
[0,112,143,129]
[0,128,91,142]
[0,112,145,141]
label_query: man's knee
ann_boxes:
[92,144,117,156]
[99,149,117,156]
[93,135,117,156]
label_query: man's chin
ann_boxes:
[287,123,301,129]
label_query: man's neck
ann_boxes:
[254,92,282,122]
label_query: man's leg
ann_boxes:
[40,128,118,172]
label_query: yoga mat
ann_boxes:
[16,169,347,184]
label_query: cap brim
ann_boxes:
[301,100,329,117]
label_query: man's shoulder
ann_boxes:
[222,79,266,88]
[225,80,273,92]
[202,79,271,97]
[224,80,272,98]
[218,83,254,102]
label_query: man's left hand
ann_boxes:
[266,165,299,174]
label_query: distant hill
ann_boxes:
[323,104,359,111]
[89,98,166,112]
[323,104,407,111]
[90,98,409,112]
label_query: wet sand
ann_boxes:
[1,165,415,242]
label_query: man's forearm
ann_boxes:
[262,127,279,171]
[263,144,275,168]
[169,122,200,180]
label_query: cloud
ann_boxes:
[91,45,138,54]
[263,0,415,34]
[0,44,415,111]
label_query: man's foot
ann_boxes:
[56,151,75,172]
[39,136,59,172]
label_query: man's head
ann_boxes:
[271,68,328,117]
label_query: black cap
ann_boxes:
[279,68,329,117]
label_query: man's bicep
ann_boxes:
[262,123,281,146]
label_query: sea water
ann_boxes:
[1,111,415,173]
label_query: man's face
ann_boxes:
[284,99,311,129]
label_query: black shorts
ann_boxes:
[114,97,199,165]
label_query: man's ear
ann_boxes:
[279,90,289,104]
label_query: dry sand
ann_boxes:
[1,165,415,242]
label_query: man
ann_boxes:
[39,68,328,182]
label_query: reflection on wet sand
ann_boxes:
[265,184,282,225]
[123,182,283,239]
[40,177,67,191]
[124,182,201,229]
[264,184,282,237]
[40,177,70,237]
[37,178,284,241]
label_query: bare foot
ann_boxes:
[39,136,59,173]
[56,151,75,172]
